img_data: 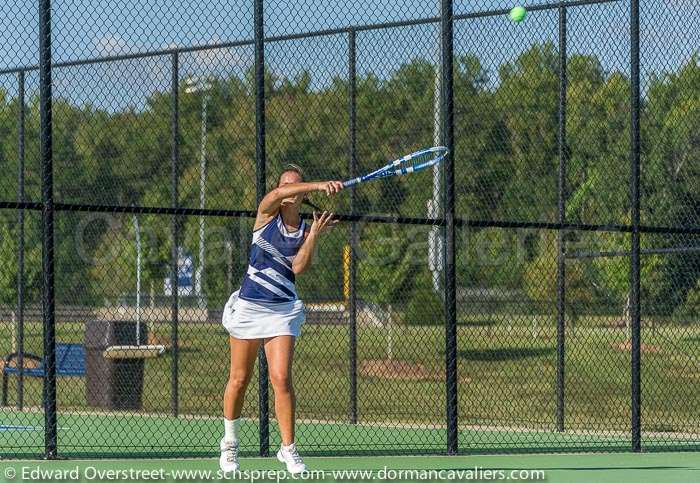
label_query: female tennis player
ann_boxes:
[219,165,342,474]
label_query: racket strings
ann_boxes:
[397,150,443,172]
[412,152,437,167]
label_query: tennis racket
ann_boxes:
[343,146,448,188]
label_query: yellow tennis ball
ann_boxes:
[509,5,527,22]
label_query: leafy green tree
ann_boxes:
[454,54,511,220]
[0,213,42,305]
[643,57,700,313]
[566,57,630,225]
[495,43,558,222]
[673,278,700,323]
[358,222,441,324]
[524,230,592,321]
[3,46,700,322]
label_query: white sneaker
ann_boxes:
[276,443,306,474]
[219,438,240,473]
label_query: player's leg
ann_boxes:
[220,336,260,472]
[264,335,306,474]
[265,335,296,444]
[224,336,260,422]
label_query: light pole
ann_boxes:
[185,76,212,300]
[132,214,142,344]
[428,19,443,295]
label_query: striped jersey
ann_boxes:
[239,214,307,303]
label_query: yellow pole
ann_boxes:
[343,244,350,303]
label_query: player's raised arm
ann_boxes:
[255,180,343,228]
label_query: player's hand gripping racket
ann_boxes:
[342,146,448,188]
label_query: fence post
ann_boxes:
[17,70,26,411]
[39,0,58,459]
[629,0,642,453]
[347,28,358,425]
[170,51,180,418]
[556,4,567,433]
[254,0,270,457]
[441,0,458,456]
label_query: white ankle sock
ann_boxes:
[224,418,240,443]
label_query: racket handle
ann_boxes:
[343,178,361,188]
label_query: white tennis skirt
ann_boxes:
[222,290,305,339]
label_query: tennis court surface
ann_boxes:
[1,452,698,482]
[2,409,699,481]
[3,408,697,459]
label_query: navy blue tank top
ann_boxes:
[239,214,307,303]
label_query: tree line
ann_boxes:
[0,42,698,323]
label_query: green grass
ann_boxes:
[1,316,698,457]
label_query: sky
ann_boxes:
[0,0,698,110]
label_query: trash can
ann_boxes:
[84,320,147,410]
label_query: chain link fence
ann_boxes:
[0,0,698,459]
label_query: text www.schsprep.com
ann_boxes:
[5,464,546,482]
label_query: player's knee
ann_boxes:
[269,371,292,392]
[227,372,251,392]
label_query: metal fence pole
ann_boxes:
[441,0,458,456]
[629,0,642,453]
[347,28,358,425]
[254,0,270,457]
[16,70,26,411]
[39,0,58,459]
[556,4,568,433]
[170,51,180,418]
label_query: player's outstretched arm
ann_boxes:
[257,181,343,223]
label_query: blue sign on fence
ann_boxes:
[164,247,194,296]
